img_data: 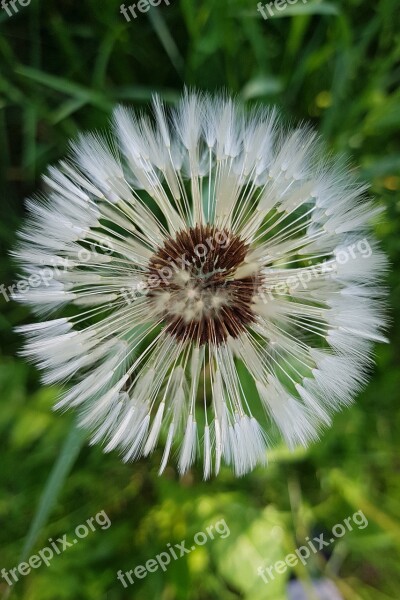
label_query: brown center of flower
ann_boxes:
[145,224,262,345]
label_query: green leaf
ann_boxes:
[50,97,88,124]
[19,423,86,562]
[241,76,283,99]
[15,66,112,111]
[147,7,184,76]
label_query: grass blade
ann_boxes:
[19,423,86,562]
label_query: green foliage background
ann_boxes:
[1,0,399,598]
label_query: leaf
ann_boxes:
[147,7,184,76]
[50,98,88,124]
[214,504,288,600]
[19,423,86,562]
[15,66,112,111]
[329,470,400,546]
[241,76,283,99]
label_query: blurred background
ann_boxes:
[1,0,399,598]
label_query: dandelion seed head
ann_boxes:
[14,90,388,478]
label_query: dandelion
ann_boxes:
[14,91,387,478]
